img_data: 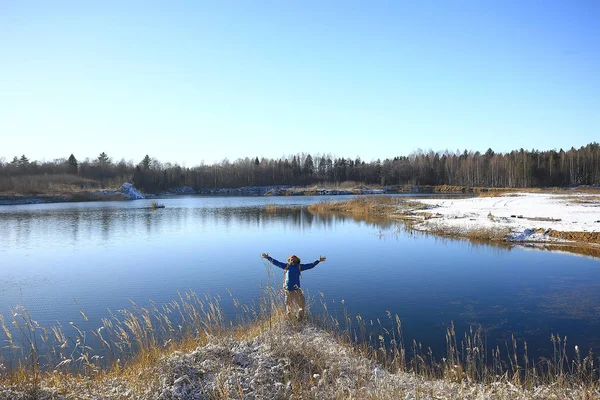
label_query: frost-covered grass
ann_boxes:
[1,279,600,399]
[2,316,599,399]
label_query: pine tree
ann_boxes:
[97,152,110,165]
[19,155,29,168]
[141,154,151,170]
[303,154,314,176]
[67,154,78,174]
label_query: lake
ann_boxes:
[1,195,600,366]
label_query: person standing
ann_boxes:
[262,253,326,319]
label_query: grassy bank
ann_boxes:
[307,195,600,253]
[306,196,427,222]
[1,277,599,399]
[307,197,513,247]
[3,178,599,205]
[0,174,129,204]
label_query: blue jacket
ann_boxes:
[266,256,320,291]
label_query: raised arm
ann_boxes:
[300,256,326,271]
[262,253,287,269]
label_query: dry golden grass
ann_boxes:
[264,204,303,214]
[545,229,600,244]
[524,243,600,259]
[1,283,600,399]
[0,285,288,396]
[307,196,426,221]
[425,225,513,243]
[308,196,513,244]
[0,174,103,196]
[477,187,600,198]
[563,195,600,204]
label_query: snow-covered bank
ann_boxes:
[410,193,600,243]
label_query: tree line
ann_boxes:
[1,143,599,193]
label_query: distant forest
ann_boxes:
[1,143,600,193]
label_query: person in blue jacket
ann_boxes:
[262,253,326,319]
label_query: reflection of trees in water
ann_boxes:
[0,212,36,245]
[69,211,80,243]
[197,206,399,230]
[519,243,600,259]
[0,205,554,265]
[0,210,47,249]
[11,213,33,245]
[1,205,508,251]
[374,222,512,254]
[101,209,112,240]
[0,207,176,249]
[0,205,509,254]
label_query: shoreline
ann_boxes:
[410,192,600,246]
[2,312,597,399]
[3,187,598,256]
[2,184,598,207]
[0,184,421,206]
[306,194,600,257]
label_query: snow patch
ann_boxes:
[410,192,600,242]
[506,228,557,242]
[120,183,145,200]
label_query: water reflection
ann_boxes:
[0,204,400,252]
[1,199,600,362]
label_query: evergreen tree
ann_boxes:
[141,154,151,170]
[67,154,78,174]
[97,152,110,165]
[19,155,29,168]
[303,154,314,176]
[291,156,301,180]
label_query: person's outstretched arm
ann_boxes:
[300,256,326,271]
[261,253,287,269]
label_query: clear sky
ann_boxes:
[1,1,599,166]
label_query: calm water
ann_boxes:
[1,195,600,362]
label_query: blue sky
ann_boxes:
[1,1,599,166]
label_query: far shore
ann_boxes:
[3,184,600,257]
[2,183,600,207]
[0,184,434,206]
[306,193,600,258]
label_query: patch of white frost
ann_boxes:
[120,182,145,200]
[1,321,596,399]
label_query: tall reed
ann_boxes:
[1,284,598,396]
